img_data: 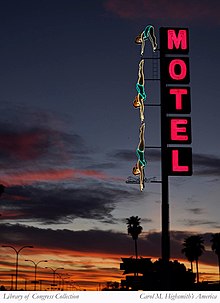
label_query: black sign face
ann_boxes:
[166,147,192,176]
[160,27,189,54]
[161,57,190,84]
[166,117,192,144]
[162,87,191,114]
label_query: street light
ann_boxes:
[2,245,33,290]
[45,267,64,289]
[25,259,48,290]
[56,273,70,291]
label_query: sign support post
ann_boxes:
[159,27,192,289]
[160,62,170,263]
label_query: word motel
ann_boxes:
[160,27,192,176]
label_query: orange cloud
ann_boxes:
[0,168,109,186]
[0,246,123,290]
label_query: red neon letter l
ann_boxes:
[172,150,189,172]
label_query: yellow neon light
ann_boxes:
[133,59,145,123]
[132,123,146,191]
[131,25,157,191]
[135,25,157,56]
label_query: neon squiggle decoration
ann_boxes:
[136,61,146,101]
[133,123,146,191]
[131,25,157,191]
[133,59,145,123]
[135,25,157,56]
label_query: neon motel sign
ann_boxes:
[160,28,192,175]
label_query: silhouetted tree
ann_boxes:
[182,242,195,272]
[0,184,5,195]
[126,216,143,260]
[120,258,196,290]
[153,259,196,290]
[211,233,220,283]
[182,235,205,283]
[103,281,120,290]
[0,184,5,217]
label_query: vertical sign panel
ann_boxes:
[160,27,192,176]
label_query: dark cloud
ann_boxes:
[111,150,220,180]
[110,150,135,162]
[0,124,88,169]
[86,162,117,170]
[181,219,219,228]
[112,150,220,177]
[0,223,131,255]
[110,149,160,162]
[103,0,220,25]
[185,208,205,215]
[1,183,134,224]
[193,153,220,176]
[0,224,217,267]
[0,103,90,172]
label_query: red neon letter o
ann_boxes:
[169,59,187,80]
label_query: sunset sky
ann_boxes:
[0,0,220,290]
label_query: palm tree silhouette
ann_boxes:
[181,243,195,272]
[210,233,220,283]
[126,216,143,260]
[0,184,5,196]
[182,235,205,283]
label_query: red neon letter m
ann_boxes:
[168,29,187,50]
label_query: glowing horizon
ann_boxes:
[1,246,218,290]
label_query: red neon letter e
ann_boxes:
[169,59,187,80]
[172,150,189,172]
[171,119,188,141]
[168,29,187,50]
